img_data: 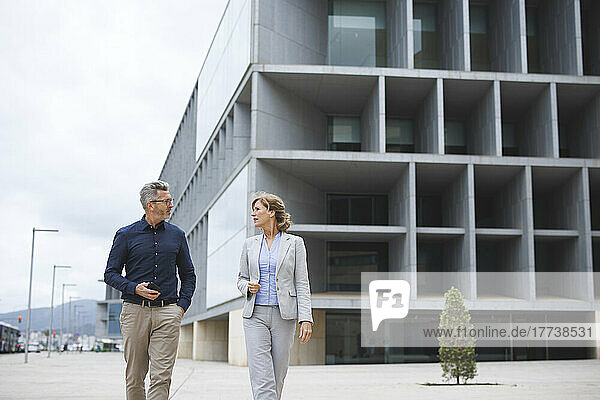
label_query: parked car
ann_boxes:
[27,341,40,353]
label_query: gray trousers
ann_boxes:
[120,302,183,400]
[243,305,296,400]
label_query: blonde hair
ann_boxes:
[251,192,292,233]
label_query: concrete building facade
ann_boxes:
[159,0,600,365]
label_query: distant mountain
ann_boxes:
[0,299,97,336]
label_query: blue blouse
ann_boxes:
[255,232,281,305]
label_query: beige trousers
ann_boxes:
[119,301,183,400]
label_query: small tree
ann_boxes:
[438,286,477,384]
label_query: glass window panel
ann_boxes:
[502,122,518,156]
[470,4,490,71]
[328,0,387,67]
[327,242,388,291]
[328,116,361,151]
[196,0,251,160]
[444,120,467,154]
[327,194,388,225]
[417,195,442,226]
[108,303,122,336]
[326,312,385,364]
[386,118,415,152]
[206,165,248,307]
[414,2,439,69]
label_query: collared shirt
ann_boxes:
[255,232,281,305]
[104,215,196,311]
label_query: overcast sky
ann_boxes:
[0,1,228,313]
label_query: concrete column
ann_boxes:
[289,310,326,365]
[360,79,381,152]
[466,164,477,300]
[489,0,526,72]
[517,84,555,157]
[387,0,412,69]
[596,310,600,359]
[440,0,469,70]
[537,0,582,75]
[378,76,386,153]
[524,166,536,300]
[517,0,528,73]
[177,323,193,359]
[228,308,247,366]
[416,79,443,154]
[407,162,417,299]
[233,102,251,165]
[493,81,502,156]
[549,83,560,158]
[467,82,499,156]
[192,320,228,361]
[250,72,259,150]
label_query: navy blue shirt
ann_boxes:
[104,216,196,311]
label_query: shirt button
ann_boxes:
[154,232,156,235]
[155,253,158,255]
[155,264,157,267]
[154,242,157,245]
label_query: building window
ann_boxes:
[108,303,122,336]
[328,116,361,151]
[413,1,439,69]
[328,0,387,67]
[502,122,518,156]
[386,119,415,152]
[444,120,467,154]
[328,194,388,225]
[327,242,388,291]
[526,6,540,73]
[326,312,385,364]
[470,3,490,71]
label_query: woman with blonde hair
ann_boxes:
[237,192,313,400]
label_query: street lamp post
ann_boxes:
[47,265,71,357]
[61,283,76,352]
[25,227,58,364]
[67,295,80,348]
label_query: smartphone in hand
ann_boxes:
[147,282,161,292]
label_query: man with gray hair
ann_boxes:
[105,180,196,400]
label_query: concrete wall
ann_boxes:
[440,0,469,70]
[517,84,557,157]
[568,94,600,158]
[177,323,193,359]
[467,83,499,155]
[186,217,208,316]
[255,74,326,151]
[387,0,412,68]
[160,88,197,203]
[255,0,327,65]
[536,0,583,75]
[416,79,443,154]
[582,0,600,75]
[489,0,526,72]
[254,160,325,224]
[228,308,247,366]
[192,320,228,361]
[289,310,326,365]
[360,80,381,152]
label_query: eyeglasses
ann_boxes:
[150,198,174,205]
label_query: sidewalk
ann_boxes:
[1,352,599,399]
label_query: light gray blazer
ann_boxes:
[237,232,313,323]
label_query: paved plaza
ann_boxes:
[1,352,599,399]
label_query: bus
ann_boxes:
[0,321,21,353]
